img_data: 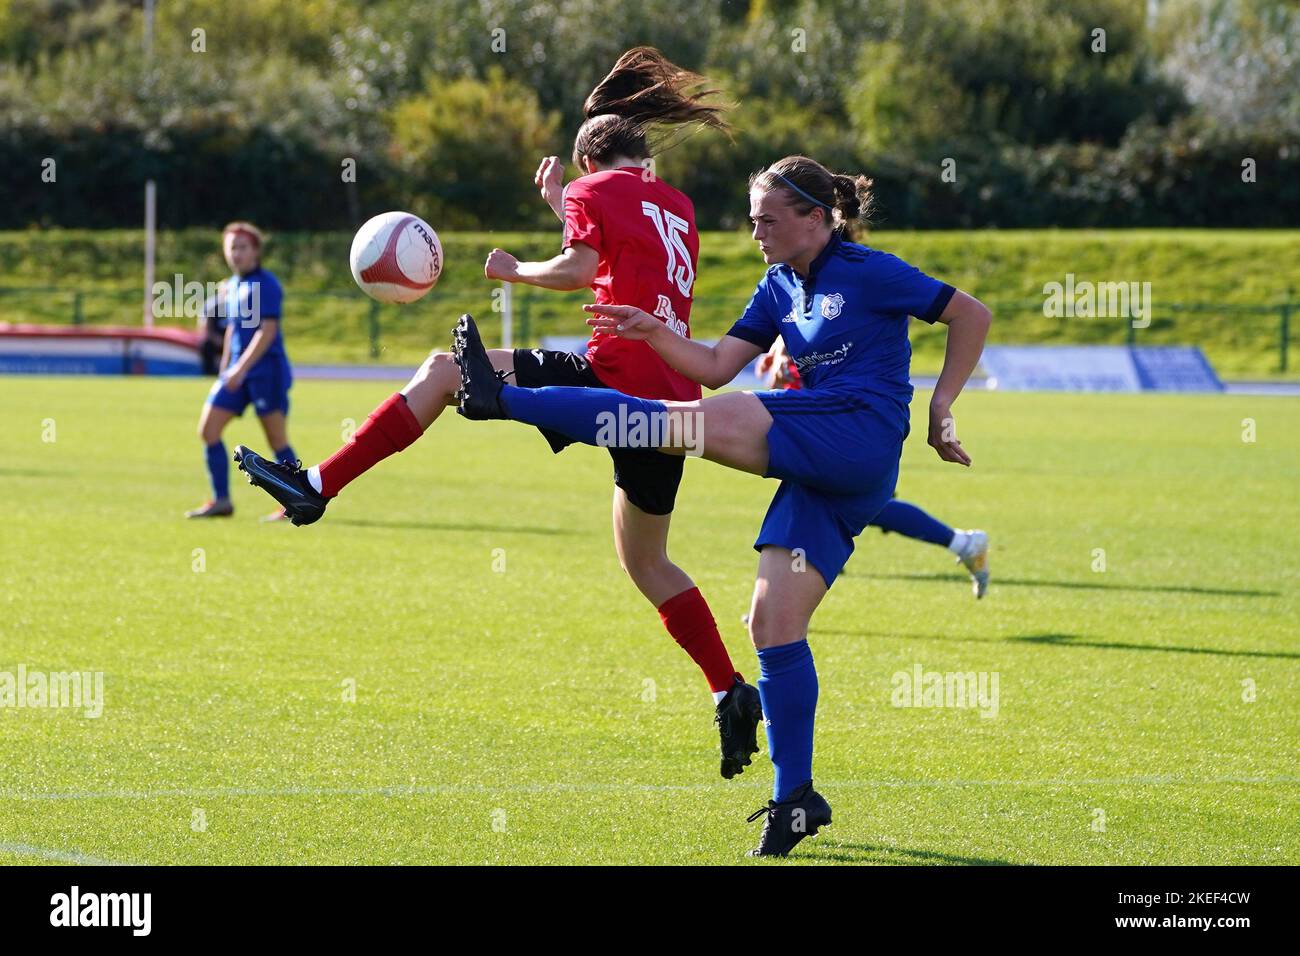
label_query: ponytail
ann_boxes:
[573,47,729,168]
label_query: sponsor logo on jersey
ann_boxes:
[653,294,688,337]
[794,340,854,372]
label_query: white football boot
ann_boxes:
[955,529,990,599]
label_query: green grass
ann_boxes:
[0,376,1297,864]
[1,228,1297,378]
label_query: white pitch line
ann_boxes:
[0,842,128,865]
[2,775,1297,802]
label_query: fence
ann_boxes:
[0,284,1293,377]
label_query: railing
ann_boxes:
[0,285,1293,375]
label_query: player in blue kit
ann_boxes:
[185,222,297,520]
[452,154,992,857]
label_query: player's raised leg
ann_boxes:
[235,329,514,525]
[871,499,990,598]
[455,314,772,475]
[612,488,762,777]
[744,544,833,857]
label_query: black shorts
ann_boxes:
[511,348,685,516]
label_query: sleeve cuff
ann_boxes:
[725,324,776,349]
[918,283,956,323]
[562,236,599,256]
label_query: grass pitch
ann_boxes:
[0,375,1297,864]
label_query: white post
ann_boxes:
[143,180,156,327]
[142,0,156,328]
[500,280,513,350]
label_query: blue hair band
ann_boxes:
[771,172,833,211]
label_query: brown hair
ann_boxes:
[749,156,875,241]
[572,46,729,168]
[221,220,264,249]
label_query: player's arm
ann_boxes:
[759,336,794,388]
[484,243,597,292]
[535,156,565,222]
[927,290,992,466]
[225,319,279,387]
[584,305,763,389]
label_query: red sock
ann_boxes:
[658,586,742,694]
[317,392,424,497]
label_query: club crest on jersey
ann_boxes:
[820,293,845,320]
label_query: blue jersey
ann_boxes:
[224,267,288,377]
[726,231,953,430]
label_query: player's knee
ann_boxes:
[408,351,459,401]
[617,547,671,585]
[747,603,794,650]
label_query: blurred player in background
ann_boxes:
[196,293,225,377]
[757,337,990,598]
[186,222,296,521]
[234,49,765,779]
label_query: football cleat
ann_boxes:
[452,314,509,420]
[955,529,990,599]
[232,446,327,526]
[260,507,290,523]
[184,499,233,519]
[715,678,763,779]
[747,781,832,858]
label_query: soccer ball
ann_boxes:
[348,211,443,304]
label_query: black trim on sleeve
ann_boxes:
[724,324,777,350]
[918,283,956,324]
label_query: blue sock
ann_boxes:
[871,499,954,547]
[273,445,297,466]
[499,384,669,448]
[756,640,818,802]
[205,441,229,500]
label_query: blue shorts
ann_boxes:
[753,388,905,588]
[206,369,291,418]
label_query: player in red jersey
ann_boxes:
[234,48,763,778]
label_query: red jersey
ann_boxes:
[562,167,703,402]
[783,357,803,390]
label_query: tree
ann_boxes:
[386,69,561,229]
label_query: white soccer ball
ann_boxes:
[349,211,443,304]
